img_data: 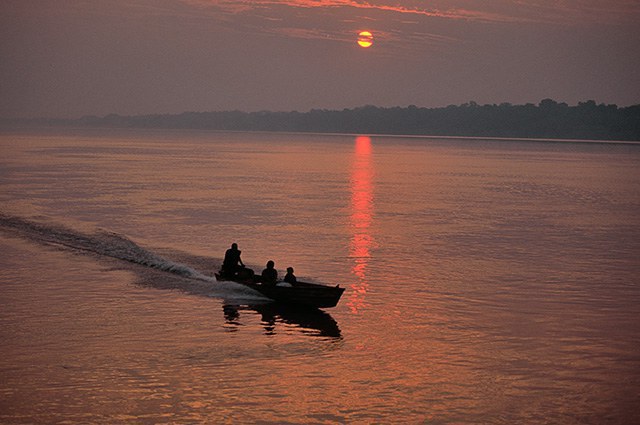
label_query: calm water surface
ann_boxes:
[1,130,639,424]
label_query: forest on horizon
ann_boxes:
[3,99,639,141]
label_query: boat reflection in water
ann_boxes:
[348,135,374,314]
[222,303,342,339]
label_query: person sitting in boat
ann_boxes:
[284,267,297,285]
[220,243,244,279]
[261,260,278,286]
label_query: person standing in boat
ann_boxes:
[221,243,244,278]
[284,267,297,285]
[261,260,278,286]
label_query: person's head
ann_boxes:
[287,267,294,274]
[231,243,238,250]
[266,260,275,269]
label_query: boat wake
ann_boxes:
[0,214,268,302]
[1,214,342,338]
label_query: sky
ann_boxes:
[1,0,639,118]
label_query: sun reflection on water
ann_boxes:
[347,136,374,314]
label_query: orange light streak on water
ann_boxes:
[347,136,374,314]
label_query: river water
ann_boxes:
[1,129,639,424]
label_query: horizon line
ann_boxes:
[3,99,638,121]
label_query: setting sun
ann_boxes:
[357,31,373,48]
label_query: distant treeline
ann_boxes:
[4,99,640,141]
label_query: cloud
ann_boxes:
[183,0,519,22]
[183,0,640,25]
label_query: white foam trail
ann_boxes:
[97,231,217,281]
[1,216,207,278]
[0,214,280,302]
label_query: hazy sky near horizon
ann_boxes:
[1,0,639,118]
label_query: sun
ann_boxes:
[357,31,373,48]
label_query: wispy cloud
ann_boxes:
[184,0,640,24]
[183,0,520,23]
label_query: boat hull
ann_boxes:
[216,274,345,308]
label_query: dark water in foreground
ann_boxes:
[1,130,639,424]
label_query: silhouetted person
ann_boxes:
[284,267,297,285]
[221,243,244,279]
[261,260,278,286]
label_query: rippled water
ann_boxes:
[1,129,639,423]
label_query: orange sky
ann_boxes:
[1,0,638,118]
